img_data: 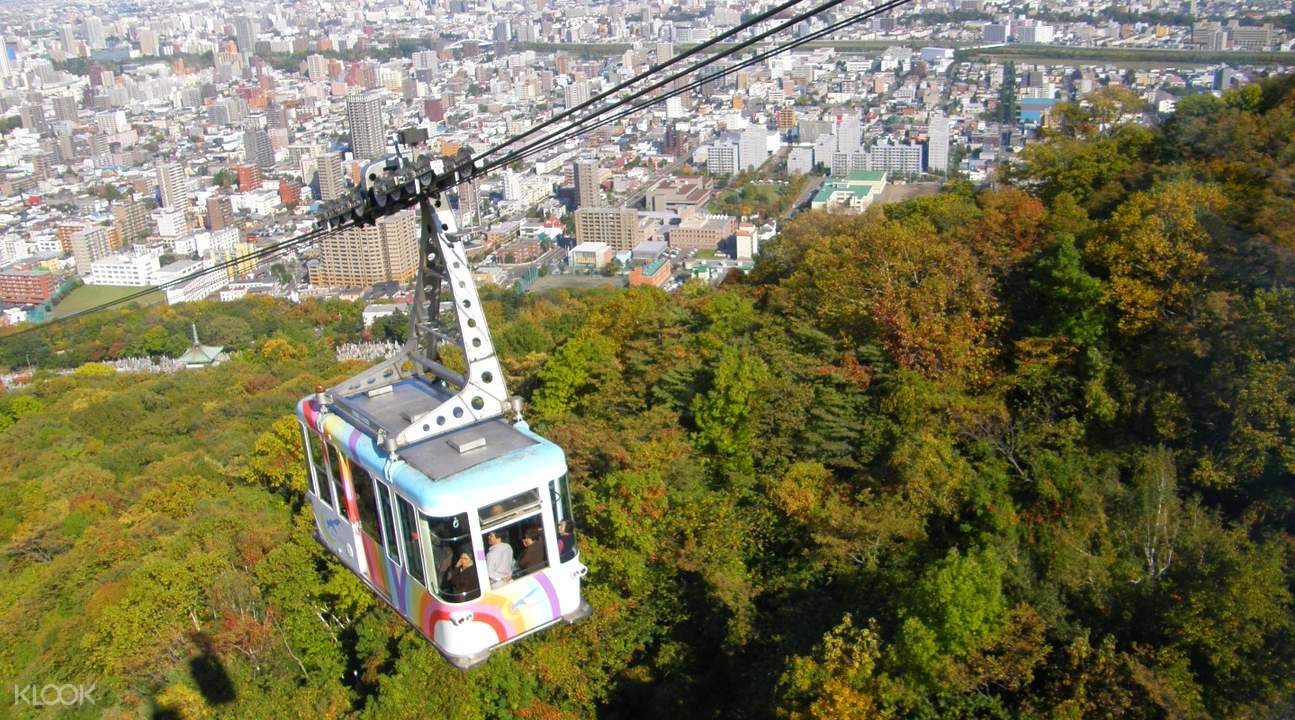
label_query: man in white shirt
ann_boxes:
[485,531,514,588]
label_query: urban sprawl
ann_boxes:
[0,0,1291,327]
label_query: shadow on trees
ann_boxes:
[152,632,238,719]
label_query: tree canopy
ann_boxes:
[3,75,1295,718]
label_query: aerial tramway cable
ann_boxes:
[465,0,912,180]
[3,0,916,338]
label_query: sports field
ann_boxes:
[52,285,164,317]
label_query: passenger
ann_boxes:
[518,527,545,574]
[486,504,505,517]
[485,531,514,588]
[556,520,575,561]
[444,553,477,598]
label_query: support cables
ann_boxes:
[471,0,916,176]
[470,0,818,163]
[4,0,917,338]
[2,226,332,338]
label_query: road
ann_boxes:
[782,175,825,220]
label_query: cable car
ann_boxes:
[296,158,590,668]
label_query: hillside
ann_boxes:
[3,76,1295,718]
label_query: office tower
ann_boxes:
[0,36,9,78]
[574,160,602,209]
[345,91,386,161]
[316,151,344,201]
[313,209,418,287]
[234,15,258,54]
[71,226,111,276]
[82,17,106,49]
[242,118,274,169]
[927,113,949,173]
[156,161,192,209]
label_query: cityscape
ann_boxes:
[5,0,1295,716]
[0,0,1291,325]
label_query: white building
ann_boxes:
[738,126,768,171]
[155,206,189,239]
[787,144,815,175]
[160,260,228,304]
[928,113,950,174]
[708,141,738,175]
[89,252,160,286]
[868,142,924,176]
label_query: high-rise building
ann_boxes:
[235,164,262,191]
[574,207,646,252]
[564,80,590,109]
[708,141,738,175]
[424,97,447,122]
[20,105,48,134]
[316,151,345,201]
[312,209,418,287]
[0,36,10,79]
[867,142,924,176]
[206,195,234,231]
[739,126,768,171]
[306,54,329,82]
[138,28,159,56]
[574,160,602,209]
[345,91,386,161]
[156,162,192,210]
[71,226,111,276]
[234,15,258,55]
[776,108,798,133]
[82,17,106,50]
[60,24,78,52]
[52,95,78,123]
[112,198,152,245]
[243,120,274,169]
[278,178,302,206]
[927,113,949,174]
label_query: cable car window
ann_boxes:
[478,489,541,530]
[396,496,426,586]
[313,432,341,512]
[515,519,547,578]
[551,476,578,563]
[478,491,547,588]
[348,457,384,546]
[298,424,321,498]
[426,512,479,602]
[375,480,401,566]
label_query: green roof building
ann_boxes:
[811,171,888,212]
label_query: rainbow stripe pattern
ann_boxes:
[298,395,567,652]
[358,530,562,644]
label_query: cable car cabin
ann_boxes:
[296,378,591,669]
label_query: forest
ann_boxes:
[2,76,1295,719]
